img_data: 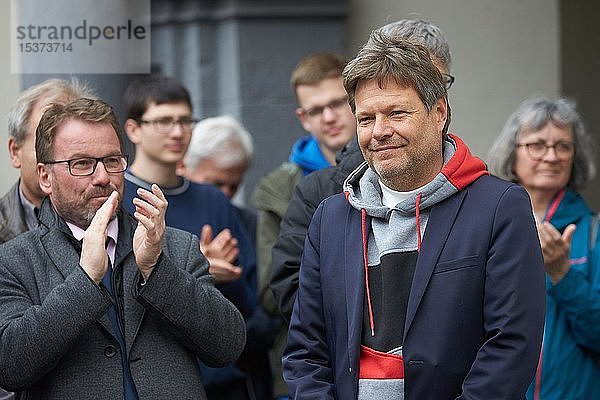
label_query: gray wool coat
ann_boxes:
[0,198,246,399]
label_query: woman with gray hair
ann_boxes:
[488,95,600,399]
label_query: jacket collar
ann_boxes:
[38,197,142,347]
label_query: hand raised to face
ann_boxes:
[80,191,119,283]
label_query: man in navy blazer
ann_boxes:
[282,33,546,399]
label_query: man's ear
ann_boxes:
[434,97,448,132]
[176,159,187,177]
[37,163,52,196]
[8,137,22,168]
[124,119,141,144]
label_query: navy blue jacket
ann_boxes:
[283,175,546,399]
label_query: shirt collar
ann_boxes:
[379,179,427,209]
[67,217,119,266]
[66,217,118,242]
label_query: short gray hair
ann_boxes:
[184,115,254,170]
[343,32,450,134]
[488,95,596,190]
[375,18,452,72]
[8,78,94,145]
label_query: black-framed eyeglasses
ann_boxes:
[138,117,199,134]
[301,96,349,119]
[516,141,574,161]
[442,73,455,90]
[42,155,128,176]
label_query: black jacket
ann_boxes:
[270,138,364,321]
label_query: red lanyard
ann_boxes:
[543,188,566,223]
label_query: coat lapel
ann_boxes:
[116,212,146,354]
[403,190,467,341]
[123,262,145,354]
[38,203,146,343]
[38,204,115,336]
[41,226,84,280]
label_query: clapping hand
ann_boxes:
[132,184,167,280]
[199,224,242,283]
[80,191,119,283]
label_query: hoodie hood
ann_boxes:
[344,134,488,216]
[288,135,332,175]
[343,134,488,339]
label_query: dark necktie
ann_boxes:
[102,238,114,295]
[102,237,139,400]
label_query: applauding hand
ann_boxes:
[132,184,167,280]
[199,224,242,283]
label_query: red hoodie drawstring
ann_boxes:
[415,192,423,253]
[361,209,375,336]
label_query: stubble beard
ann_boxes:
[52,185,122,229]
[370,145,442,192]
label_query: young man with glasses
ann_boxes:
[250,52,357,399]
[251,52,356,303]
[122,75,258,400]
[0,98,245,399]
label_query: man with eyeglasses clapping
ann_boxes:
[0,98,245,399]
